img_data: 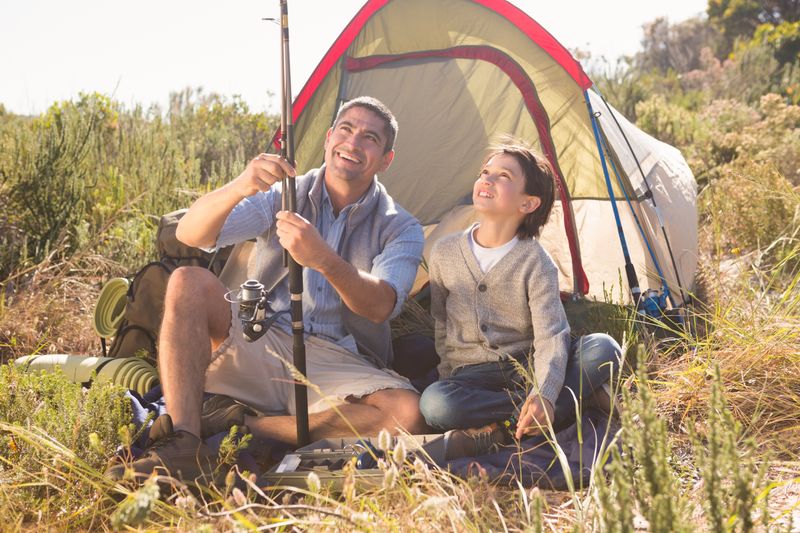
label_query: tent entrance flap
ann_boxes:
[344,48,589,294]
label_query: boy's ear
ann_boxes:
[520,196,542,214]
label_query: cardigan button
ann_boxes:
[480,324,488,332]
[478,283,487,292]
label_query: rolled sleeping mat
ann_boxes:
[94,277,130,338]
[14,354,159,396]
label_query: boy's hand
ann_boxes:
[515,395,554,440]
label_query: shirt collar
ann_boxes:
[321,177,373,218]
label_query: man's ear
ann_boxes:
[379,150,395,172]
[520,196,542,214]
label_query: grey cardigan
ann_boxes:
[429,229,571,406]
[252,166,423,368]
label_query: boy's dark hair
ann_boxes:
[485,141,556,239]
[334,96,398,154]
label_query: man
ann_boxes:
[108,97,428,482]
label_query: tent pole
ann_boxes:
[278,0,310,447]
[595,91,689,307]
[584,90,642,305]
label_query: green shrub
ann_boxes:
[597,361,692,533]
[0,363,130,472]
[635,93,699,147]
[0,101,95,277]
[690,367,765,533]
[701,159,798,255]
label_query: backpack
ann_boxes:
[104,209,231,362]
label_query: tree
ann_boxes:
[637,16,721,74]
[708,0,800,56]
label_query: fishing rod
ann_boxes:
[584,90,643,306]
[278,0,310,447]
[596,91,689,308]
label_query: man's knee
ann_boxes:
[362,388,428,434]
[163,266,231,342]
[166,266,223,302]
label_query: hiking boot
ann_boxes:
[201,394,257,438]
[105,414,218,484]
[443,423,510,460]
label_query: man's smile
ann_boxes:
[336,150,362,164]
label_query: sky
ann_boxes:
[1,0,707,116]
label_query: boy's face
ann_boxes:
[472,153,540,219]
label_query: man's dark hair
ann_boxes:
[334,96,398,154]
[484,141,556,239]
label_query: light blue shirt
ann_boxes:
[212,179,423,353]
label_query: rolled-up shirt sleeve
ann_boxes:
[370,222,424,320]
[203,188,278,252]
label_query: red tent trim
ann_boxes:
[472,0,592,90]
[291,0,593,123]
[346,47,589,294]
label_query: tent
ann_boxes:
[232,0,698,309]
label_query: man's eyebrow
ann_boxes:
[337,119,384,142]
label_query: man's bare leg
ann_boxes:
[158,266,232,437]
[245,388,431,442]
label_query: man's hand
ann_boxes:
[515,395,554,440]
[275,211,335,270]
[233,154,296,198]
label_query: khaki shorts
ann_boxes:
[204,303,416,415]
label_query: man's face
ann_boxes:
[324,106,395,184]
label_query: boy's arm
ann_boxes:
[517,253,570,437]
[428,246,448,359]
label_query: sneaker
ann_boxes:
[443,423,510,460]
[201,394,257,438]
[592,382,618,415]
[105,414,218,484]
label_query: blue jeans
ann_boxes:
[419,333,621,431]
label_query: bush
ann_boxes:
[700,159,798,256]
[635,94,699,147]
[0,363,131,524]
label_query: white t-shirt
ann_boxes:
[468,223,519,273]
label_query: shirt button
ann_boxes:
[316,286,322,292]
[478,284,487,292]
[480,324,488,332]
[310,317,316,323]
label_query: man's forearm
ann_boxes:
[176,182,244,248]
[317,252,396,323]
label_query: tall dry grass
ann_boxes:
[2,43,800,527]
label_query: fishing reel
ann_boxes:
[226,279,286,343]
[637,289,668,319]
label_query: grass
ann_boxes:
[1,80,799,528]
